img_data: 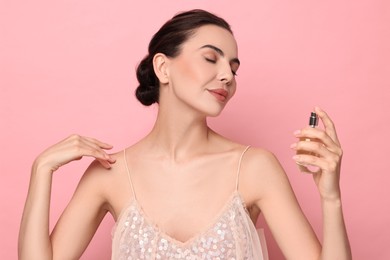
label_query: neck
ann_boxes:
[143,103,213,162]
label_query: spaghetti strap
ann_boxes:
[235,146,251,191]
[123,149,137,200]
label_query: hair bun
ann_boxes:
[135,56,159,106]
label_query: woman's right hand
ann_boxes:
[33,134,116,174]
[19,134,116,259]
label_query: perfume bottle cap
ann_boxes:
[309,112,318,127]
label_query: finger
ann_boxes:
[291,140,337,159]
[72,143,116,165]
[65,134,112,151]
[314,107,340,144]
[96,158,113,169]
[66,135,116,163]
[82,137,116,163]
[296,163,321,174]
[79,138,115,161]
[292,154,327,170]
[63,136,114,163]
[58,144,107,163]
[83,136,114,150]
[293,153,340,174]
[294,128,341,155]
[80,145,116,163]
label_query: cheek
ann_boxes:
[173,59,193,79]
[171,58,210,83]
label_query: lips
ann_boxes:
[208,88,228,101]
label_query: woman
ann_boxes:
[18,9,351,259]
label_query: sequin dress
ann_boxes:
[112,147,268,259]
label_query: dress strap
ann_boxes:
[235,146,251,191]
[123,149,137,200]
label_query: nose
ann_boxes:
[218,63,234,85]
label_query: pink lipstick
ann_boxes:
[208,89,228,101]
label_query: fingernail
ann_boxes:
[292,155,299,160]
[290,143,297,149]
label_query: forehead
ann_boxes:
[182,25,238,57]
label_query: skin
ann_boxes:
[18,25,351,260]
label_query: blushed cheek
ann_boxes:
[174,58,204,82]
[176,59,193,77]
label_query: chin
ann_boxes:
[203,105,226,117]
[207,112,222,118]
[192,99,229,117]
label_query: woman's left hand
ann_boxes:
[291,107,343,200]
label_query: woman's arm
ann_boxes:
[320,196,351,260]
[292,107,352,259]
[18,134,115,260]
[245,150,322,259]
[243,107,351,260]
[18,161,55,260]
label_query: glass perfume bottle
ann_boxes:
[297,112,320,173]
[309,112,318,129]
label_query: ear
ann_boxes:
[153,53,170,84]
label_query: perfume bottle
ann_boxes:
[306,112,318,141]
[298,112,320,173]
[309,112,318,129]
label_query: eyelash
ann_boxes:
[205,58,238,77]
[205,57,216,63]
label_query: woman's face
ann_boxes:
[164,25,239,117]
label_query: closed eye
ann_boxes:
[205,57,216,63]
[231,63,239,77]
[205,56,237,76]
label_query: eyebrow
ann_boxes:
[200,44,240,66]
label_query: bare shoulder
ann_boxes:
[77,150,127,210]
[239,146,291,206]
[81,150,123,185]
[243,147,284,175]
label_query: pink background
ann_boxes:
[1,0,389,259]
